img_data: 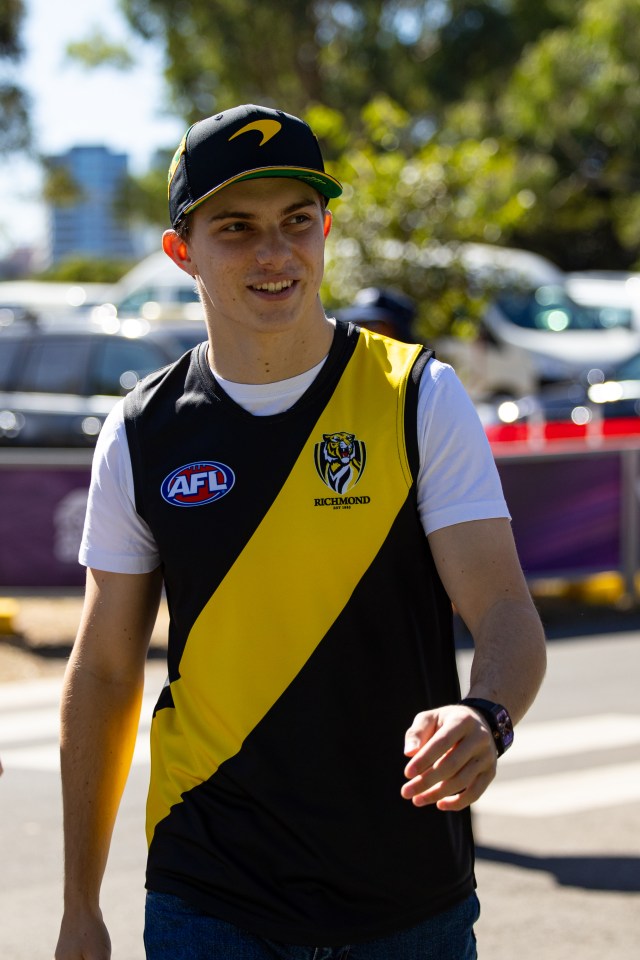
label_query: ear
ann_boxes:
[323,210,332,238]
[162,230,195,276]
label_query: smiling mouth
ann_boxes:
[250,280,295,293]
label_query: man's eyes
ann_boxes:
[220,214,313,234]
[222,221,249,233]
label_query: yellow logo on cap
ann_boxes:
[168,132,188,194]
[229,119,282,146]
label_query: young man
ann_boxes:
[55,104,546,960]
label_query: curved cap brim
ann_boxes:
[183,166,343,219]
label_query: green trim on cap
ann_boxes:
[182,165,343,219]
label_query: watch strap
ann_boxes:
[460,697,514,757]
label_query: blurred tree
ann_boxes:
[0,0,31,153]
[120,0,432,125]
[118,0,569,131]
[319,97,551,337]
[496,0,640,270]
[35,256,132,282]
[41,160,84,206]
[113,157,171,227]
[65,0,640,326]
[65,27,135,69]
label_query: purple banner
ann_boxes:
[497,454,622,576]
[0,463,90,588]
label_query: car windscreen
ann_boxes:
[90,338,171,395]
[0,338,23,388]
[118,284,199,313]
[163,329,206,354]
[495,285,631,332]
[18,337,90,393]
[612,353,640,381]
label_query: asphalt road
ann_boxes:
[1,620,639,959]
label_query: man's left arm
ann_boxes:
[401,517,546,812]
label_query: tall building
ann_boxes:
[46,145,136,265]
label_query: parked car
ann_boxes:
[0,319,206,446]
[566,271,640,331]
[92,251,201,324]
[487,349,640,432]
[434,245,640,400]
[0,280,116,325]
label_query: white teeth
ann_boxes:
[253,280,293,292]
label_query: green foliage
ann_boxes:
[114,162,171,227]
[34,257,132,283]
[41,162,84,206]
[65,28,135,69]
[494,0,640,268]
[121,0,562,125]
[0,0,30,153]
[321,95,548,337]
[0,81,30,153]
[0,0,25,56]
[58,1,640,336]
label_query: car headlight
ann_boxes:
[0,410,25,437]
[81,416,103,437]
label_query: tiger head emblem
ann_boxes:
[314,431,367,494]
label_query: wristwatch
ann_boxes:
[460,698,514,757]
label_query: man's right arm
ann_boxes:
[54,566,162,960]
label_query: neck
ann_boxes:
[206,313,335,385]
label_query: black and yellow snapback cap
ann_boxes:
[168,104,343,227]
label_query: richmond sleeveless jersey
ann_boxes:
[123,321,475,944]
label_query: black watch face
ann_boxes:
[495,707,514,749]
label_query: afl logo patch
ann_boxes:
[161,461,235,507]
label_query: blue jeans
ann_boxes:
[144,890,479,959]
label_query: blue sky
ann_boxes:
[0,0,184,259]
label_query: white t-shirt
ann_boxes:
[80,356,509,574]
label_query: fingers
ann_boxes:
[403,711,438,757]
[401,705,498,810]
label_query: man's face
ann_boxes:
[183,177,328,343]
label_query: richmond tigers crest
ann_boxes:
[314,431,367,494]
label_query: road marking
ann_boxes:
[0,672,161,773]
[1,676,64,708]
[475,713,640,816]
[502,713,640,764]
[476,761,640,816]
[1,733,152,772]
[0,705,60,744]
[1,718,153,772]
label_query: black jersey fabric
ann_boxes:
[123,321,475,945]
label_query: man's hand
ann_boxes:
[401,704,498,811]
[54,908,111,960]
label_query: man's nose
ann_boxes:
[254,228,291,265]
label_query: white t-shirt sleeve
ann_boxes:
[417,359,509,535]
[79,399,161,573]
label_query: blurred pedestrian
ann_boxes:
[334,286,418,342]
[55,103,546,960]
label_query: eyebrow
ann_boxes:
[207,198,319,223]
